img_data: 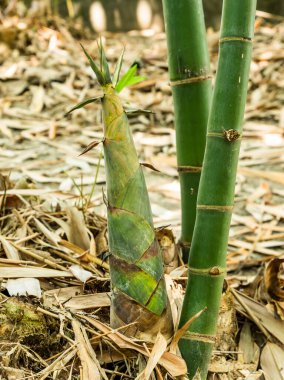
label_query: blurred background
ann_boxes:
[1,0,284,32]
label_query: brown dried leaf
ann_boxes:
[79,140,102,156]
[64,292,111,310]
[66,207,90,251]
[0,267,71,278]
[164,274,184,331]
[264,258,284,301]
[72,320,104,380]
[140,162,161,172]
[43,286,83,308]
[0,236,20,260]
[261,342,284,380]
[95,228,108,256]
[238,321,259,365]
[233,290,284,345]
[139,333,167,380]
[169,308,205,354]
[156,228,178,273]
[33,218,60,246]
[82,316,187,377]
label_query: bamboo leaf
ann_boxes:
[65,97,101,116]
[98,38,112,84]
[112,48,125,86]
[261,343,284,380]
[264,258,284,301]
[141,333,167,380]
[0,236,20,260]
[69,265,93,283]
[79,140,102,156]
[115,64,146,93]
[140,162,161,172]
[80,44,105,86]
[125,107,153,116]
[72,320,102,380]
[82,316,187,377]
[170,308,206,354]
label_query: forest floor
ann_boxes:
[0,10,284,380]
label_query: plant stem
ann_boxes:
[86,147,103,210]
[162,0,211,262]
[179,0,257,378]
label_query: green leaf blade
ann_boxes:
[65,96,102,116]
[80,44,105,86]
[115,64,146,93]
[112,48,125,86]
[98,39,112,84]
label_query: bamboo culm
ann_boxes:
[162,0,211,262]
[178,0,257,378]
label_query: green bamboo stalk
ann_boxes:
[67,44,171,338]
[179,1,257,378]
[162,0,211,262]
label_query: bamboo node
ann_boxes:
[182,331,216,344]
[177,165,202,173]
[219,36,252,44]
[223,129,241,142]
[170,75,212,87]
[197,205,233,212]
[209,266,222,276]
[188,266,226,277]
[207,130,242,142]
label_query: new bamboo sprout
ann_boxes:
[67,44,171,338]
[179,0,257,378]
[162,0,211,261]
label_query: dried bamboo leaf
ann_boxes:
[233,290,284,344]
[0,267,72,278]
[33,218,60,246]
[0,236,20,260]
[38,346,77,380]
[264,258,284,301]
[69,264,93,283]
[72,320,104,380]
[139,333,167,380]
[82,316,187,377]
[169,308,206,354]
[66,207,90,251]
[64,292,111,310]
[261,342,284,380]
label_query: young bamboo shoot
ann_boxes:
[67,45,172,339]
